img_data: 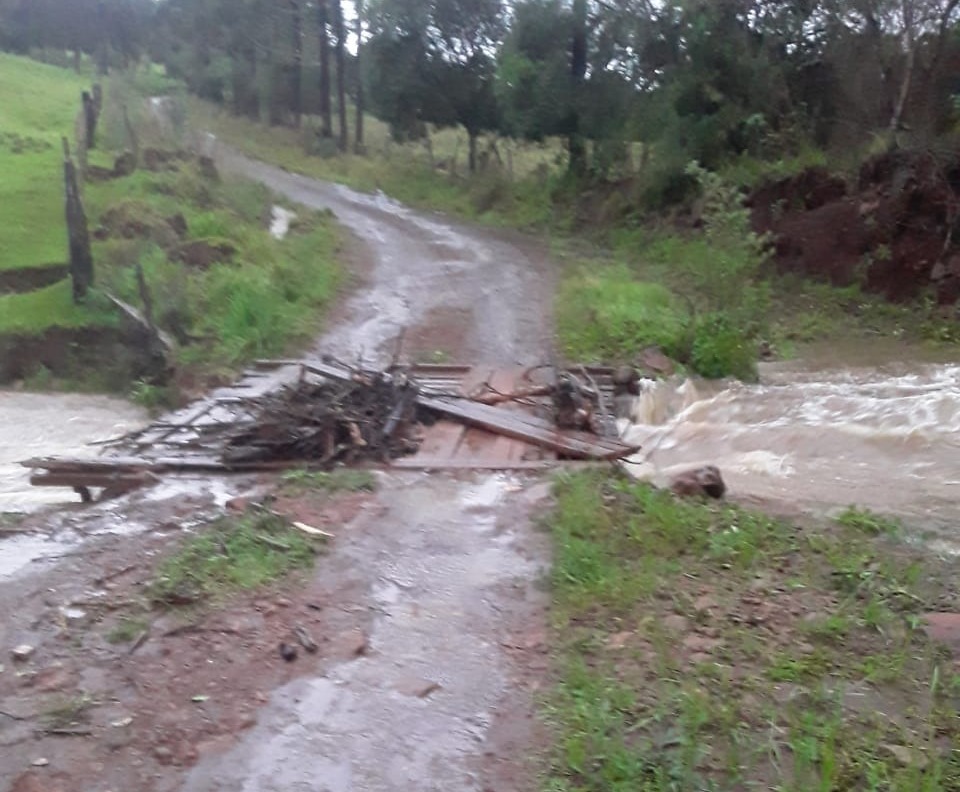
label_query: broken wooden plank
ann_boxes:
[416,394,639,460]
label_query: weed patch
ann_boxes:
[42,693,97,730]
[280,468,378,494]
[106,616,149,644]
[148,511,320,607]
[545,470,960,791]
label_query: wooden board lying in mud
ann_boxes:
[22,358,638,497]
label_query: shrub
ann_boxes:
[557,266,690,361]
[690,314,757,381]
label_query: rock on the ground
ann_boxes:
[922,612,960,657]
[670,465,726,499]
[10,645,34,662]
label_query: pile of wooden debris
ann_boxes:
[223,367,420,467]
[23,357,641,501]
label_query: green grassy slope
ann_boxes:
[0,52,90,271]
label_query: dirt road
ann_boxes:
[220,148,553,366]
[1,155,557,792]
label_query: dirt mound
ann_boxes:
[95,202,187,249]
[0,264,68,294]
[0,325,169,387]
[751,151,960,304]
[171,238,236,268]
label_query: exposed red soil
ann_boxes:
[750,151,960,305]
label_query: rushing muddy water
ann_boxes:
[621,352,960,546]
[0,391,146,512]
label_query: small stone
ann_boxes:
[33,665,70,693]
[922,613,960,657]
[225,497,249,513]
[336,629,369,657]
[662,615,689,633]
[682,634,720,653]
[693,595,718,613]
[883,743,928,770]
[275,598,292,608]
[278,643,297,662]
[153,746,173,764]
[59,607,88,628]
[11,645,34,662]
[31,758,49,768]
[606,631,633,650]
[394,677,441,698]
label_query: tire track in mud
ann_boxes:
[178,150,557,791]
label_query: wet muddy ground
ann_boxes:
[1,155,558,792]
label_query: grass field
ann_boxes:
[0,52,90,271]
[545,471,960,791]
[0,55,343,392]
[0,280,114,333]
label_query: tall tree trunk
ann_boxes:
[334,1,348,151]
[289,0,303,128]
[568,0,587,176]
[96,1,110,76]
[889,0,916,135]
[468,130,478,173]
[268,3,284,125]
[354,0,365,151]
[318,0,333,138]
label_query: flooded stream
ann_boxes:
[621,348,960,546]
[0,391,145,513]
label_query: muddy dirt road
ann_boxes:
[219,148,553,366]
[1,155,557,792]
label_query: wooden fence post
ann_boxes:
[62,138,94,302]
[82,90,98,150]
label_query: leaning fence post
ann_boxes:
[62,137,94,302]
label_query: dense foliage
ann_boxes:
[6,0,960,181]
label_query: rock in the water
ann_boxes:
[612,366,640,396]
[670,465,726,499]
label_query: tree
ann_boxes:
[335,0,348,150]
[568,0,587,175]
[318,0,333,138]
[289,0,303,127]
[355,0,365,150]
[366,0,505,172]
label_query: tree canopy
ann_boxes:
[5,0,960,179]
